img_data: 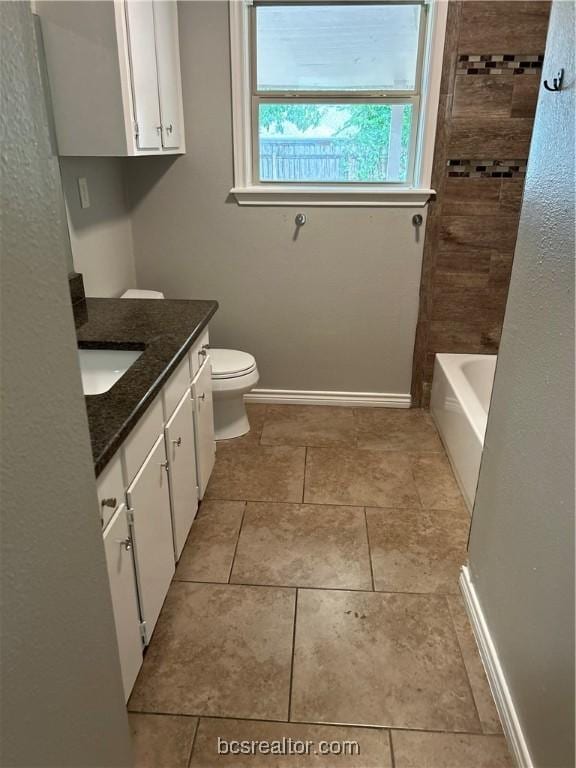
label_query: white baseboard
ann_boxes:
[460,566,532,768]
[244,389,411,408]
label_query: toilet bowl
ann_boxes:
[210,349,259,441]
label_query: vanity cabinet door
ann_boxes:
[103,504,143,701]
[127,436,175,643]
[192,360,216,499]
[165,390,198,560]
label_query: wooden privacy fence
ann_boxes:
[259,137,387,181]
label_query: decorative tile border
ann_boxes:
[447,159,528,178]
[457,54,544,75]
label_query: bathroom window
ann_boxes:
[230,0,448,206]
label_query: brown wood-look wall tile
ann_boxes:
[440,1,463,96]
[436,249,493,275]
[443,178,503,216]
[452,76,514,118]
[499,178,525,212]
[432,273,492,321]
[511,79,541,118]
[439,215,521,252]
[449,118,534,157]
[458,1,551,54]
[428,320,500,354]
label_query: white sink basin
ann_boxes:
[78,348,143,395]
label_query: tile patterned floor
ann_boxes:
[129,405,510,767]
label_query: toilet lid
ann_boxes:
[210,349,256,378]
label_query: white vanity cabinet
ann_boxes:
[126,436,175,643]
[165,391,199,559]
[103,503,143,701]
[38,0,185,156]
[97,324,215,697]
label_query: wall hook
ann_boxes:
[543,69,564,92]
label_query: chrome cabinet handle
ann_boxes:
[120,538,132,551]
[199,348,207,359]
[160,461,169,472]
[172,436,182,447]
[101,497,117,509]
[166,123,173,134]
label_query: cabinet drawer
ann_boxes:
[97,453,125,529]
[122,396,164,483]
[162,356,190,420]
[189,329,210,379]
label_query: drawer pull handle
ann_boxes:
[172,436,182,447]
[101,497,117,509]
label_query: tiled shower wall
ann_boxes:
[411,1,551,407]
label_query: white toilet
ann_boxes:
[120,289,258,441]
[210,349,259,441]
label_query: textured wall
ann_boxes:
[127,0,426,397]
[0,3,133,765]
[468,1,575,765]
[412,1,551,406]
[60,157,137,297]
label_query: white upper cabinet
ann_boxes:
[38,0,185,156]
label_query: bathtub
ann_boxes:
[430,354,497,512]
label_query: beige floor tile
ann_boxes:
[291,590,480,731]
[304,448,420,508]
[391,730,513,767]
[190,718,391,767]
[230,503,372,590]
[205,444,306,502]
[129,582,295,720]
[366,507,469,594]
[129,713,197,768]
[411,454,464,510]
[355,409,443,452]
[261,405,356,447]
[175,501,245,583]
[448,595,503,734]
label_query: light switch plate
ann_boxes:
[77,177,90,209]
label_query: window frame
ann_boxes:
[230,0,448,206]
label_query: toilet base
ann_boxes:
[213,396,250,441]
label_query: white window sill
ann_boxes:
[230,185,435,208]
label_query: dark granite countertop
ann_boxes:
[76,298,218,477]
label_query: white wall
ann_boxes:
[1,3,133,765]
[60,156,137,297]
[467,2,575,766]
[127,0,426,396]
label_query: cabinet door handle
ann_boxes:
[199,393,206,401]
[160,461,169,472]
[119,538,132,551]
[101,497,117,509]
[166,123,173,134]
[172,436,182,447]
[199,349,207,360]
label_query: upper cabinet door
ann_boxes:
[125,0,162,151]
[153,0,184,150]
